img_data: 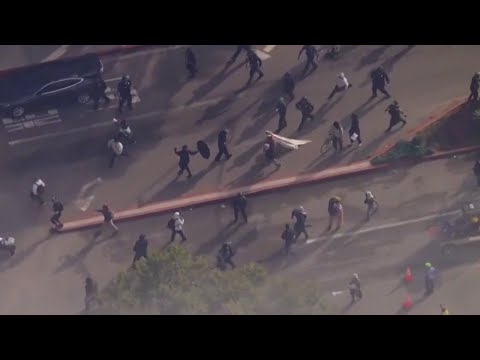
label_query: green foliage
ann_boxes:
[371,138,433,165]
[95,245,330,315]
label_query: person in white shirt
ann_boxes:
[329,121,344,152]
[107,136,127,168]
[328,72,352,100]
[169,212,187,242]
[30,178,46,205]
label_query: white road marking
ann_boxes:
[305,210,460,245]
[74,177,102,212]
[331,291,346,296]
[262,45,277,53]
[42,45,70,62]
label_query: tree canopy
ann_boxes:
[93,245,332,315]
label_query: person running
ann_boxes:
[214,129,232,162]
[370,66,391,98]
[50,197,64,230]
[328,73,352,100]
[295,96,314,132]
[95,204,118,236]
[298,45,319,76]
[30,178,46,206]
[264,132,281,168]
[385,100,407,132]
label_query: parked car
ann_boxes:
[0,53,104,118]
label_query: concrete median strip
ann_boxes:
[59,143,480,233]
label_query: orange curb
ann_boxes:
[369,96,468,159]
[59,144,480,233]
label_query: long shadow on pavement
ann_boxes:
[354,45,392,72]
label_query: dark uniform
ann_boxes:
[469,73,480,102]
[295,97,314,131]
[175,145,198,178]
[283,72,295,99]
[291,207,309,240]
[132,234,148,267]
[232,192,248,223]
[246,51,264,85]
[84,277,99,312]
[348,113,362,146]
[214,129,232,161]
[298,45,319,75]
[349,275,362,303]
[117,119,135,145]
[473,160,480,186]
[92,77,110,110]
[50,197,64,230]
[117,76,133,113]
[281,224,296,255]
[275,98,287,134]
[385,101,407,132]
[218,242,235,269]
[185,48,198,78]
[370,67,391,98]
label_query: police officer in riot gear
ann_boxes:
[117,75,133,113]
[246,50,264,85]
[298,45,319,76]
[295,96,314,131]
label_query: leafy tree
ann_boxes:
[93,245,332,315]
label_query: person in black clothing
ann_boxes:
[469,72,480,102]
[217,242,235,269]
[291,206,309,241]
[275,97,287,134]
[50,197,64,230]
[298,45,319,76]
[348,113,362,146]
[232,192,248,223]
[95,204,118,236]
[214,129,232,161]
[84,277,98,312]
[473,160,480,186]
[228,45,250,66]
[295,97,314,131]
[385,101,407,132]
[246,50,264,85]
[185,48,198,79]
[175,145,198,178]
[132,234,148,267]
[281,223,296,255]
[117,75,133,113]
[370,67,391,98]
[92,77,111,110]
[116,118,135,145]
[283,72,295,100]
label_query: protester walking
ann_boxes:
[117,75,133,113]
[349,274,362,303]
[246,50,264,85]
[328,73,352,100]
[107,136,127,168]
[385,100,407,132]
[174,145,198,178]
[168,212,187,242]
[329,121,344,152]
[214,129,232,161]
[281,224,296,255]
[264,132,281,168]
[364,191,378,221]
[295,96,314,132]
[95,204,118,236]
[50,197,64,230]
[30,178,46,206]
[132,234,148,267]
[348,113,362,146]
[469,72,480,102]
[232,192,248,223]
[327,196,344,231]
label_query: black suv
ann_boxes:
[0,53,104,118]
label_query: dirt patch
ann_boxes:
[419,103,480,151]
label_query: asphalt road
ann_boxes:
[2,157,480,314]
[1,45,480,314]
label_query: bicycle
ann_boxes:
[321,134,334,155]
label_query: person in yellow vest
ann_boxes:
[440,304,449,315]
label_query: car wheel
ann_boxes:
[77,94,91,104]
[12,106,25,118]
[441,244,455,256]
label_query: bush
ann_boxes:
[371,138,433,165]
[94,245,331,315]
